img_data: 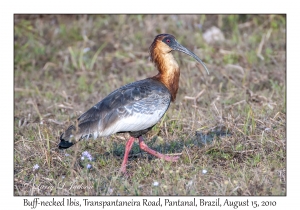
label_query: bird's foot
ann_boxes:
[138,136,182,162]
[119,167,133,178]
[161,154,180,162]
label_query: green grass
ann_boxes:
[14,14,286,195]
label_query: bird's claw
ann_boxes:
[163,155,180,162]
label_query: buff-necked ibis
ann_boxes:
[59,34,209,173]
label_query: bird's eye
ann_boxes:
[166,39,170,43]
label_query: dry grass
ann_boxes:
[14,14,286,195]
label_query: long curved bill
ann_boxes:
[173,40,209,75]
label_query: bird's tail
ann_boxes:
[59,110,102,149]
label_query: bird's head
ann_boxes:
[150,34,209,74]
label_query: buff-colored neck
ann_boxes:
[150,43,180,101]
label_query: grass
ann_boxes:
[14,14,286,196]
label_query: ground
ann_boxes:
[14,14,286,195]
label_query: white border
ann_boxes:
[3,0,296,209]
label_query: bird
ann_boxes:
[59,34,209,174]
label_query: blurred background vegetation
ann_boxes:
[14,15,285,196]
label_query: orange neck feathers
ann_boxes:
[150,39,180,101]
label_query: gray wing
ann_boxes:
[61,78,171,141]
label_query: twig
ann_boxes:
[238,21,253,29]
[234,149,256,154]
[48,119,64,125]
[57,104,74,110]
[14,88,35,92]
[257,28,272,60]
[219,49,235,55]
[27,99,43,121]
[165,153,182,156]
[164,122,169,139]
[225,100,246,109]
[212,102,220,116]
[256,34,266,60]
[184,147,192,165]
[225,64,244,75]
[184,89,205,101]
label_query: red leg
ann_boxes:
[138,136,180,162]
[120,137,135,173]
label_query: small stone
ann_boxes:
[203,26,225,44]
[152,181,159,187]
